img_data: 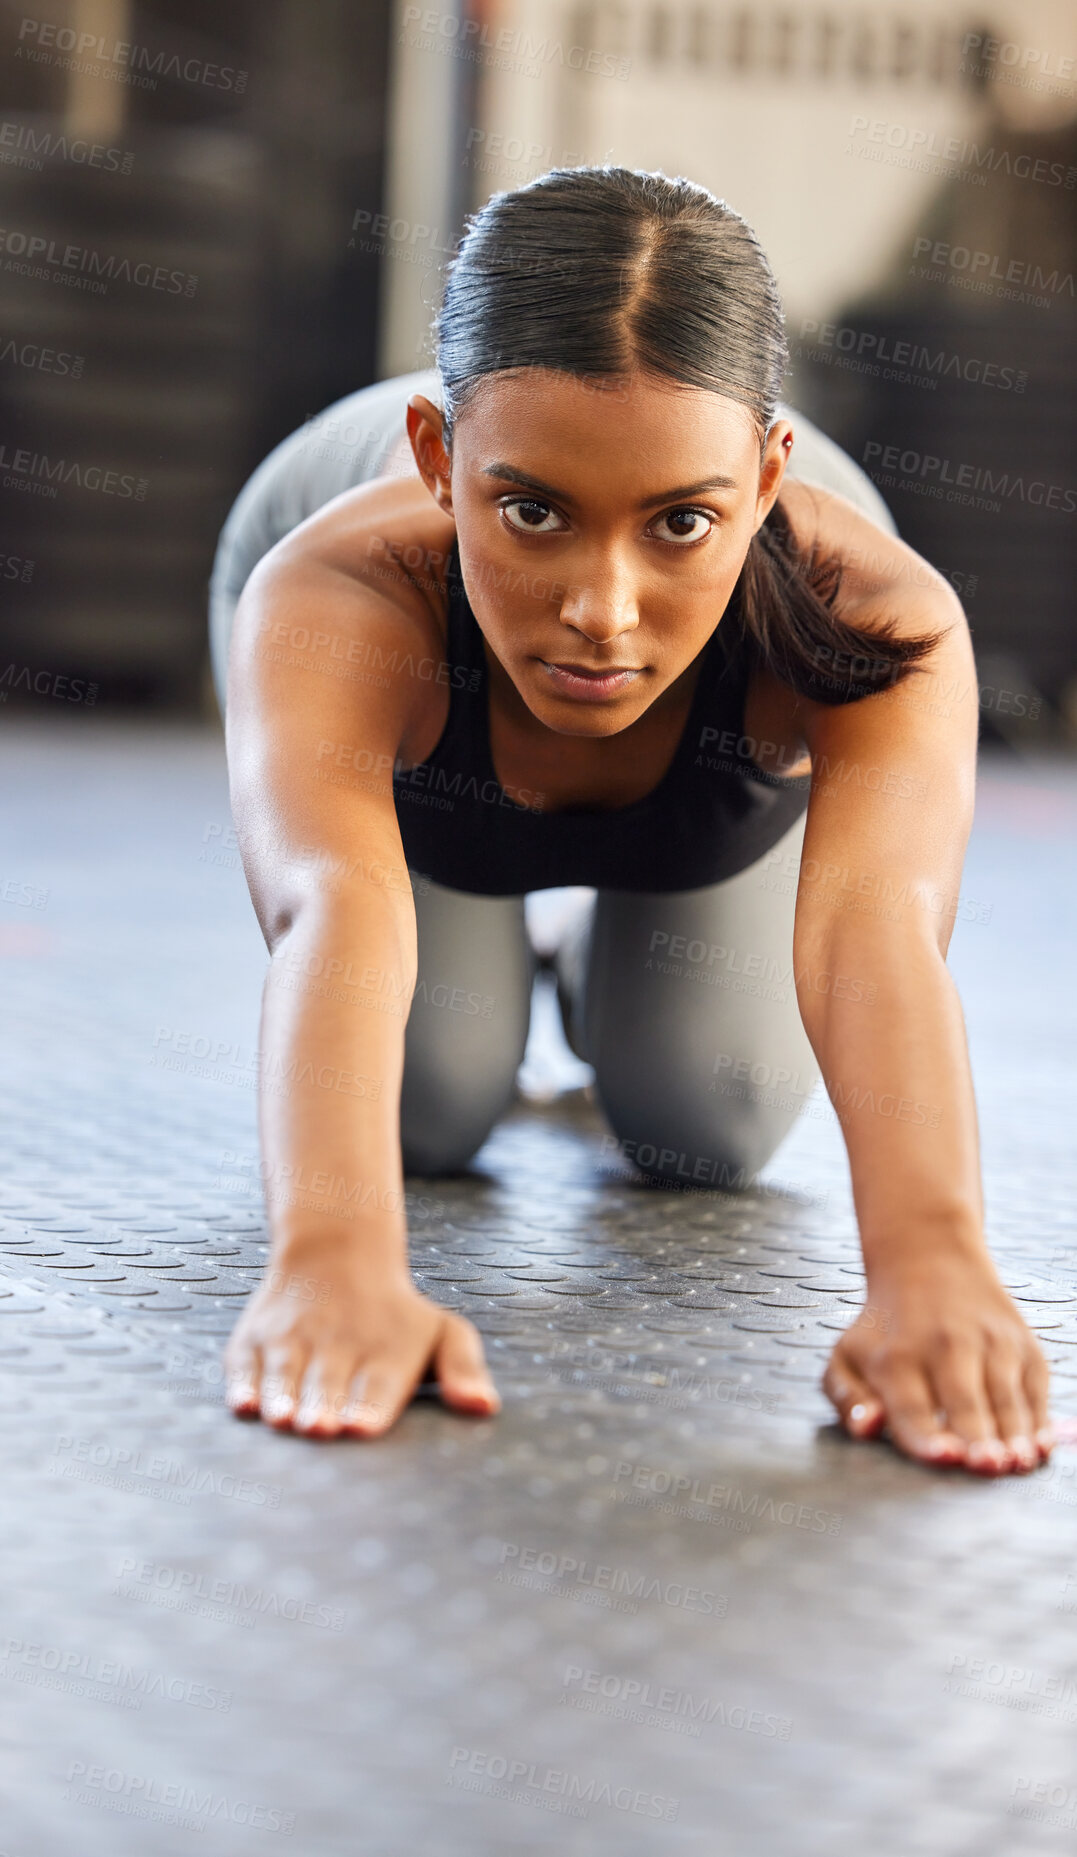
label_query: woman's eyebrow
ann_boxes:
[481,462,739,506]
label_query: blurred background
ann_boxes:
[0,0,1073,730]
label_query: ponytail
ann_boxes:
[737,499,943,704]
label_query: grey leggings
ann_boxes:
[401,820,817,1188]
[211,371,896,1186]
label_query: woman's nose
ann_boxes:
[558,577,640,641]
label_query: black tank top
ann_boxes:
[391,538,809,894]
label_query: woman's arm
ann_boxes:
[781,486,1052,1475]
[221,506,500,1437]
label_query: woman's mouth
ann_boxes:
[539,660,641,701]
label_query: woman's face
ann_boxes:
[408,368,791,738]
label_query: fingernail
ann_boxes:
[263,1395,294,1422]
[346,1403,386,1429]
[1036,1426,1056,1454]
[924,1436,959,1461]
[1008,1435,1036,1469]
[967,1440,1007,1471]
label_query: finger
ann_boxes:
[930,1346,1015,1475]
[1021,1346,1054,1457]
[867,1357,967,1466]
[293,1354,357,1437]
[433,1314,501,1415]
[223,1340,262,1417]
[983,1347,1038,1471]
[340,1361,413,1438]
[822,1347,886,1439]
[260,1343,311,1428]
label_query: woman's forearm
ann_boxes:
[796,914,987,1269]
[256,882,418,1275]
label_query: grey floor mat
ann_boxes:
[1,718,1075,1856]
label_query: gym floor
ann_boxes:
[3,716,1076,1856]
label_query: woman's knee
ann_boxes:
[598,1094,796,1190]
[400,877,533,1173]
[399,1055,520,1175]
[592,1033,817,1188]
[399,984,531,1173]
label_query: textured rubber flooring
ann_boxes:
[2,717,1076,1856]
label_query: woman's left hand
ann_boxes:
[822,1251,1055,1475]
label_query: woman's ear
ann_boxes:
[753,419,794,533]
[405,395,453,513]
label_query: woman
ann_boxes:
[216,165,1053,1476]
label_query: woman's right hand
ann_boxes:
[223,1247,501,1438]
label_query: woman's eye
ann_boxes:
[502,498,565,534]
[652,507,713,545]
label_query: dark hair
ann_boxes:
[433,165,941,704]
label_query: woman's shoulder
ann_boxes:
[776,478,957,637]
[267,472,459,642]
[229,474,461,776]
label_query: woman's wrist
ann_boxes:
[858,1202,992,1283]
[267,1218,412,1285]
